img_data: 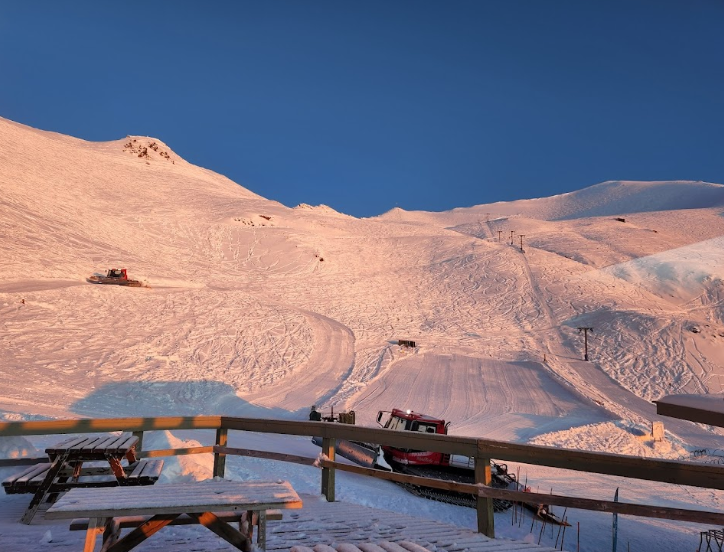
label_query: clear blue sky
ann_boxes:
[1,1,723,217]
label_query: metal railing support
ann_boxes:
[213,427,228,478]
[475,454,495,538]
[321,437,336,501]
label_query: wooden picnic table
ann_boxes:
[45,479,303,552]
[10,434,161,525]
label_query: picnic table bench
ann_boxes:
[3,460,164,494]
[46,479,302,552]
[2,434,163,524]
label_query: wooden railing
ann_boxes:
[1,415,724,538]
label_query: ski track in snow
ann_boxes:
[2,118,724,551]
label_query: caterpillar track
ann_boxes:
[391,462,515,512]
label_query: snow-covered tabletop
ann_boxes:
[45,479,302,519]
[44,480,302,551]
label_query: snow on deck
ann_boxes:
[267,495,558,552]
[0,492,557,551]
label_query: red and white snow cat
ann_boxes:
[376,409,458,466]
[375,409,510,506]
[312,407,567,524]
[374,408,568,524]
[86,268,142,287]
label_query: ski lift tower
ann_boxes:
[577,326,593,361]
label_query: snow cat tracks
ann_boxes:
[392,462,514,512]
[392,461,568,524]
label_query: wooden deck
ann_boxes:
[267,496,558,552]
[0,492,558,551]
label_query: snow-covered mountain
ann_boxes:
[3,114,724,430]
[378,179,724,223]
[2,116,724,551]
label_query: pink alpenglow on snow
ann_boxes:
[1,117,724,551]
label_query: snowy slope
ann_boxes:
[377,180,724,225]
[2,116,724,551]
[3,113,724,434]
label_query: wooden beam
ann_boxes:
[188,511,250,552]
[219,417,477,457]
[321,438,336,502]
[477,486,724,526]
[655,394,724,429]
[0,416,222,437]
[213,428,228,479]
[139,446,214,458]
[84,518,104,552]
[475,455,494,538]
[105,514,180,551]
[319,460,478,495]
[102,517,121,551]
[132,431,144,452]
[213,446,317,466]
[477,440,724,490]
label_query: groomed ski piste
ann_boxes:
[1,116,724,550]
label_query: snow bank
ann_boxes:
[0,436,37,460]
[143,430,213,483]
[602,235,724,302]
[530,421,689,459]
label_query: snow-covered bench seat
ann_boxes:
[2,459,164,494]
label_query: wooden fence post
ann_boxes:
[213,427,228,478]
[321,437,336,502]
[475,454,495,538]
[132,431,144,453]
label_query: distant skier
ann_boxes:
[309,405,322,421]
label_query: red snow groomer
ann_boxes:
[86,268,142,287]
[376,408,455,466]
[375,408,569,524]
[312,407,568,523]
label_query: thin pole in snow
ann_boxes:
[538,517,547,544]
[577,326,593,361]
[555,508,567,549]
[612,487,619,552]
